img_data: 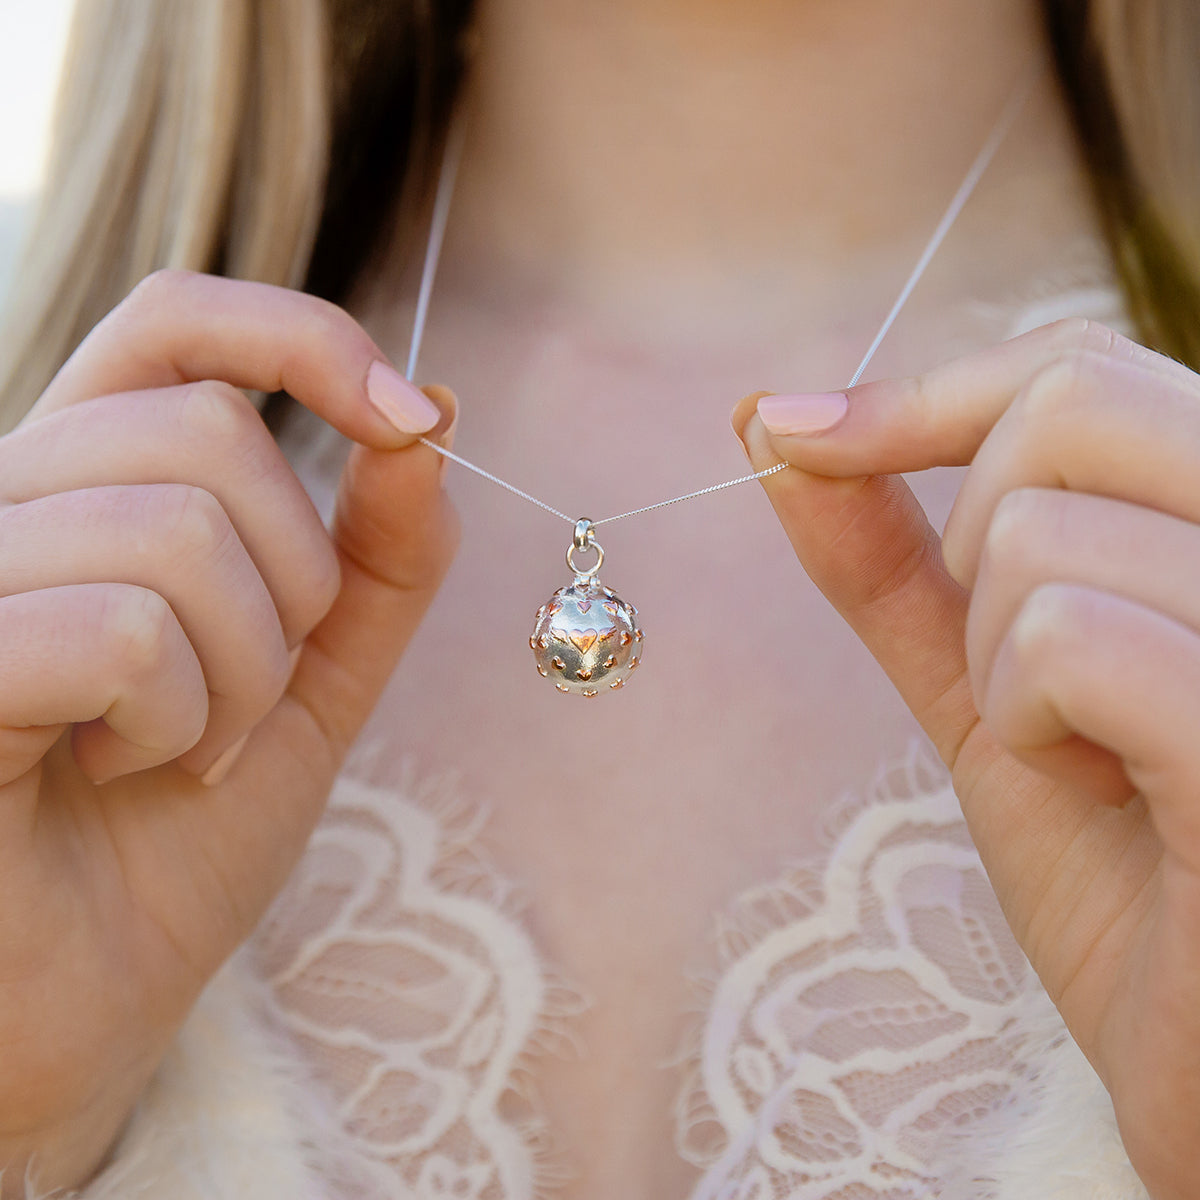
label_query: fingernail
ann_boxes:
[757,391,849,436]
[366,361,441,434]
[200,733,249,788]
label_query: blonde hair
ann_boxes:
[2,0,1199,431]
[0,0,328,429]
[1048,0,1200,364]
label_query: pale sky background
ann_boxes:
[0,0,75,200]
[0,0,75,300]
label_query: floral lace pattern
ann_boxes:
[247,746,1054,1199]
[252,771,588,1198]
[672,745,1036,1200]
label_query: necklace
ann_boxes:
[406,73,1033,696]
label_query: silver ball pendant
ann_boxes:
[529,520,643,696]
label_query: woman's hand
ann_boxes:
[0,270,458,1195]
[733,318,1200,1200]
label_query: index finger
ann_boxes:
[755,318,1195,476]
[29,270,440,445]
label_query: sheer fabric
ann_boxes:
[252,771,588,1198]
[246,741,1137,1199]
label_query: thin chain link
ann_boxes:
[593,463,788,526]
[417,441,574,523]
[414,66,1035,530]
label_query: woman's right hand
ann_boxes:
[0,270,459,1196]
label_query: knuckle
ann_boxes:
[299,293,379,360]
[983,488,1045,573]
[151,484,233,562]
[1038,317,1163,379]
[1045,316,1123,359]
[123,267,197,314]
[894,374,934,432]
[1010,583,1083,664]
[104,586,178,676]
[178,380,259,445]
[1017,353,1094,425]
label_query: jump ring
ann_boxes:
[566,538,604,579]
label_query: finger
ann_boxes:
[983,583,1200,873]
[732,392,978,765]
[28,270,442,447]
[942,350,1200,585]
[733,390,1149,981]
[968,488,1200,706]
[0,486,290,775]
[168,387,461,927]
[0,585,208,787]
[753,318,1195,476]
[0,384,339,644]
[289,384,461,757]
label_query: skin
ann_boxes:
[732,321,1200,1198]
[1,0,1198,1196]
[0,272,459,1194]
[355,0,1127,1190]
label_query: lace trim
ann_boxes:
[246,743,1107,1200]
[672,743,1038,1200]
[252,768,590,1198]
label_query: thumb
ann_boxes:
[732,391,978,766]
[288,384,460,759]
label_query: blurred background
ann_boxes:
[0,0,74,301]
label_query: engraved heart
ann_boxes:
[576,599,592,614]
[569,630,598,655]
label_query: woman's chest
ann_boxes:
[269,309,1001,1197]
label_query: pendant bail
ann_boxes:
[566,517,604,579]
[572,518,596,551]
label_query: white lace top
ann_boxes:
[78,273,1152,1200]
[253,746,1039,1198]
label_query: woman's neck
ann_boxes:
[437,0,1082,332]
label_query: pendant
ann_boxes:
[530,519,643,696]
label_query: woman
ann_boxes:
[0,0,1198,1196]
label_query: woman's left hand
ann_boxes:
[732,318,1200,1200]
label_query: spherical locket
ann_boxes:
[529,520,643,696]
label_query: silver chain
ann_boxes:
[413,67,1035,529]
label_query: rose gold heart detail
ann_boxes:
[576,599,592,614]
[569,630,598,655]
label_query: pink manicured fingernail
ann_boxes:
[200,733,250,788]
[366,361,441,434]
[757,392,849,436]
